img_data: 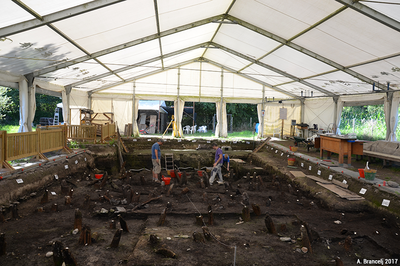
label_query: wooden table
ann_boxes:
[320,134,357,165]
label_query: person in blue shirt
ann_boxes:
[151,139,164,182]
[209,143,223,185]
[223,154,230,171]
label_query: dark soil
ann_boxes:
[1,144,400,266]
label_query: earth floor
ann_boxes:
[1,153,400,266]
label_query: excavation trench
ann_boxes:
[0,141,399,266]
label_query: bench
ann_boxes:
[362,150,400,167]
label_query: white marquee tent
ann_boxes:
[1,0,400,139]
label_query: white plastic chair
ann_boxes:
[190,125,197,134]
[183,125,191,134]
[273,128,281,138]
[198,126,207,133]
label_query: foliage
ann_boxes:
[0,125,20,133]
[166,101,258,131]
[339,105,393,140]
[0,86,61,126]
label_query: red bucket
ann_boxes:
[95,174,103,179]
[170,171,176,178]
[162,177,171,185]
[358,169,365,178]
[197,170,203,177]
[178,172,182,178]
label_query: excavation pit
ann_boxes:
[0,140,399,265]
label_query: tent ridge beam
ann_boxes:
[31,15,224,77]
[336,0,400,33]
[226,14,387,91]
[210,42,336,96]
[1,0,126,38]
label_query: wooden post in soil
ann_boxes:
[62,247,77,266]
[166,183,174,197]
[335,257,344,266]
[51,203,58,212]
[110,220,116,229]
[344,236,352,252]
[140,176,146,186]
[0,207,4,223]
[252,204,261,216]
[202,226,212,241]
[61,180,70,195]
[203,171,210,187]
[192,231,205,243]
[257,175,265,189]
[0,233,5,256]
[149,234,159,247]
[100,172,109,189]
[303,222,313,242]
[157,208,167,226]
[200,178,205,189]
[11,202,20,219]
[65,196,71,205]
[264,214,277,234]
[110,229,123,248]
[118,215,129,232]
[78,225,92,245]
[242,206,251,222]
[74,209,82,231]
[207,205,214,226]
[52,241,64,266]
[182,171,188,185]
[300,225,312,254]
[132,192,140,203]
[40,189,49,204]
[181,187,189,195]
[195,215,204,226]
[68,188,74,198]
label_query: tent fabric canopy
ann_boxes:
[1,0,400,138]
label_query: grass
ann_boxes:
[0,125,20,133]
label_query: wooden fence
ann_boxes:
[0,123,116,171]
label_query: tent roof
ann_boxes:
[1,0,400,102]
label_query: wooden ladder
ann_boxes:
[252,137,271,154]
[165,153,174,172]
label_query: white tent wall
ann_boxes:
[113,99,132,134]
[28,84,36,131]
[262,102,301,136]
[69,90,89,125]
[18,78,29,132]
[304,97,335,132]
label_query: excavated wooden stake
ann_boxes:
[132,192,140,203]
[118,215,129,232]
[140,176,146,186]
[264,214,277,234]
[11,202,20,219]
[167,183,174,197]
[65,196,71,205]
[181,187,189,195]
[62,247,77,266]
[125,187,132,205]
[157,208,167,226]
[193,231,205,243]
[253,172,257,179]
[100,172,109,189]
[301,225,312,254]
[182,171,188,185]
[149,234,159,247]
[68,188,74,198]
[207,205,214,226]
[61,180,70,195]
[242,206,251,222]
[52,241,64,266]
[257,175,265,189]
[335,257,344,266]
[195,215,204,226]
[74,209,82,231]
[203,171,210,187]
[78,225,92,245]
[202,226,212,241]
[40,189,49,204]
[51,203,58,212]
[110,229,123,248]
[229,169,234,180]
[110,220,116,229]
[200,178,205,189]
[156,247,176,258]
[252,204,261,216]
[344,236,352,252]
[0,233,5,256]
[0,207,4,223]
[246,172,250,180]
[303,222,313,242]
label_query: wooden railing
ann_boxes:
[67,125,96,143]
[101,123,116,143]
[0,123,116,171]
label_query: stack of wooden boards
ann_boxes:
[290,171,364,201]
